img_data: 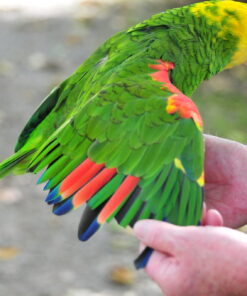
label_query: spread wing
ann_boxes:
[26,58,204,241]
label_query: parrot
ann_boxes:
[0,0,247,269]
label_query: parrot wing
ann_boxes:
[15,52,108,152]
[15,31,128,153]
[25,58,204,241]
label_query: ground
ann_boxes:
[0,1,246,296]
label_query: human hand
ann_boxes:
[134,220,247,296]
[204,135,247,228]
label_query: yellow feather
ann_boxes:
[196,172,205,187]
[174,158,186,173]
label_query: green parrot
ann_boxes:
[0,0,247,268]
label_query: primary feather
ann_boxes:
[1,0,247,268]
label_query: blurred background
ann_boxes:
[0,1,246,295]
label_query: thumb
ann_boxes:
[133,220,184,255]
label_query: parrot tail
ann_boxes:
[0,149,36,178]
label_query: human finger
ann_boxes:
[134,220,184,255]
[205,209,224,226]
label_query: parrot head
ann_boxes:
[190,1,247,69]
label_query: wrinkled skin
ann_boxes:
[134,135,247,296]
[134,220,247,296]
[205,135,247,228]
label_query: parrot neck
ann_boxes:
[131,1,245,96]
[148,10,239,97]
[169,63,207,97]
[163,39,235,98]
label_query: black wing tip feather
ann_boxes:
[78,203,107,241]
[134,247,153,269]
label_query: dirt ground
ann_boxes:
[0,1,246,296]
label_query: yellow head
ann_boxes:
[191,1,247,68]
